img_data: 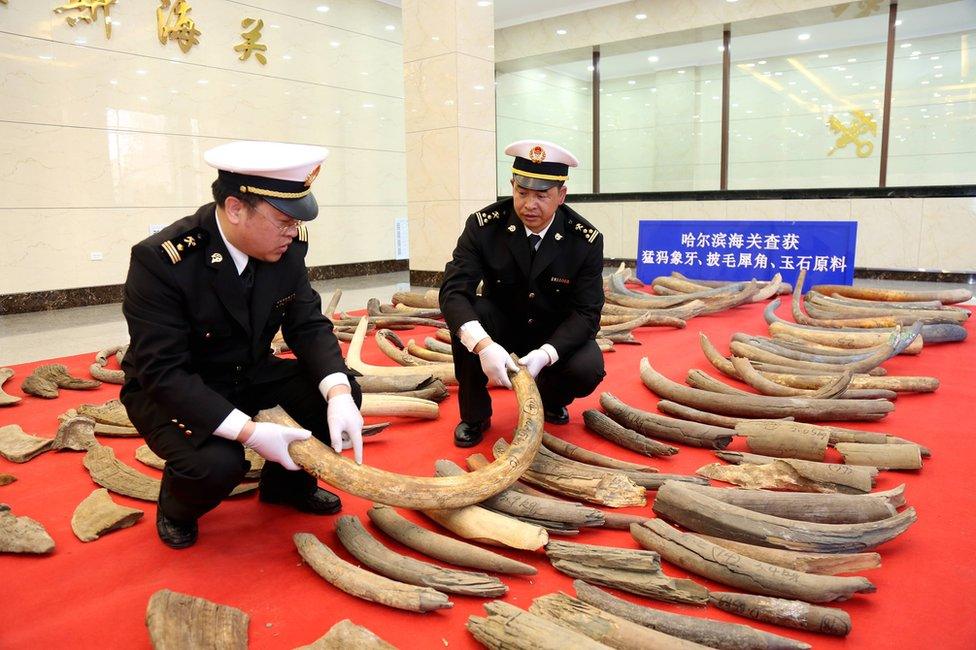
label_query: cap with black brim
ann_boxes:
[512,156,570,191]
[218,170,319,221]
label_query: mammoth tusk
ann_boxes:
[642,357,894,422]
[834,442,923,470]
[736,419,928,457]
[710,592,852,637]
[374,329,441,366]
[738,420,830,461]
[295,532,453,613]
[335,515,508,597]
[652,480,917,553]
[367,504,536,575]
[529,592,712,649]
[573,579,811,650]
[694,535,880,576]
[0,503,55,554]
[542,432,659,473]
[423,336,453,355]
[70,488,143,542]
[656,399,795,429]
[422,502,549,551]
[765,300,924,353]
[145,589,248,649]
[810,283,972,305]
[347,317,456,384]
[600,392,734,448]
[731,357,878,400]
[361,393,440,419]
[0,368,22,406]
[256,359,543,509]
[545,539,661,571]
[357,374,439,393]
[0,424,53,463]
[582,409,678,457]
[671,271,792,294]
[678,482,904,524]
[391,288,439,308]
[324,288,342,318]
[406,339,453,363]
[631,519,876,603]
[467,601,609,650]
[707,451,877,493]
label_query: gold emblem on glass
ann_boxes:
[235,17,268,65]
[827,110,877,158]
[54,0,117,39]
[157,0,200,53]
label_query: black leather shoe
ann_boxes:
[156,509,198,549]
[454,418,490,448]
[259,486,342,515]
[544,406,570,425]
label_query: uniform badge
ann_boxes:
[528,145,546,163]
[508,225,517,232]
[304,164,321,187]
[554,233,563,241]
[211,253,223,264]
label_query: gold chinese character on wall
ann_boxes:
[827,110,878,158]
[157,0,200,53]
[53,0,117,39]
[235,17,267,65]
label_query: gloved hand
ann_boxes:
[242,422,311,471]
[518,348,552,379]
[327,392,364,464]
[478,342,518,389]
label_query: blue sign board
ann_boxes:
[636,220,857,287]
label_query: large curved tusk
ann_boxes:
[0,504,55,554]
[335,515,508,597]
[367,504,536,575]
[256,359,543,509]
[710,592,852,637]
[642,357,894,422]
[295,532,452,612]
[766,300,924,353]
[652,481,916,553]
[542,432,658,473]
[695,535,880,576]
[574,580,810,650]
[347,317,456,384]
[0,368,22,406]
[810,283,972,305]
[632,519,876,603]
[582,409,678,457]
[529,592,711,649]
[731,356,866,400]
[407,339,453,363]
[146,589,248,649]
[423,336,454,355]
[600,392,734,448]
[70,488,143,542]
[361,393,439,419]
[374,329,441,367]
[707,450,878,493]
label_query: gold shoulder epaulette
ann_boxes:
[475,210,502,227]
[568,220,600,244]
[297,224,308,242]
[159,227,209,265]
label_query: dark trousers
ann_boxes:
[140,363,361,522]
[450,297,605,424]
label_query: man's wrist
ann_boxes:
[473,337,493,354]
[238,420,256,444]
[327,385,352,401]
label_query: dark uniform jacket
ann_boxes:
[439,198,604,359]
[120,203,346,447]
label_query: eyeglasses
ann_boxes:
[252,202,301,235]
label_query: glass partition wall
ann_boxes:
[495,0,976,192]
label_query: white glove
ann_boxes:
[478,342,518,389]
[518,348,552,379]
[242,422,311,471]
[327,392,364,464]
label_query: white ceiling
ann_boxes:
[376,0,633,29]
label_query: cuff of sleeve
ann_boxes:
[540,343,559,365]
[213,409,250,441]
[319,371,351,401]
[458,320,490,353]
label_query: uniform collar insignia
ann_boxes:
[554,232,563,241]
[211,253,223,264]
[507,225,517,232]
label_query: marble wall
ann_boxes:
[0,0,406,296]
[580,196,976,272]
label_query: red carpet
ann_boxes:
[1,299,974,649]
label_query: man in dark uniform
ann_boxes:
[440,139,606,447]
[120,141,364,549]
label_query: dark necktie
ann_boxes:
[240,261,255,303]
[528,233,542,261]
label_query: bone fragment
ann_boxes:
[0,474,14,486]
[76,399,134,428]
[0,424,53,462]
[0,368,21,406]
[52,415,97,451]
[83,444,161,501]
[710,592,852,636]
[71,488,143,542]
[335,515,507,597]
[529,592,711,649]
[545,539,660,571]
[632,519,875,602]
[582,409,678,456]
[835,442,923,469]
[467,600,610,650]
[693,535,880,575]
[574,580,810,650]
[26,364,102,396]
[705,451,876,493]
[146,589,248,649]
[548,557,709,605]
[742,425,829,461]
[367,504,536,575]
[0,503,55,554]
[296,619,397,650]
[90,345,126,384]
[653,481,917,553]
[295,532,453,612]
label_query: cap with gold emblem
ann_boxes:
[504,139,579,191]
[204,140,328,221]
